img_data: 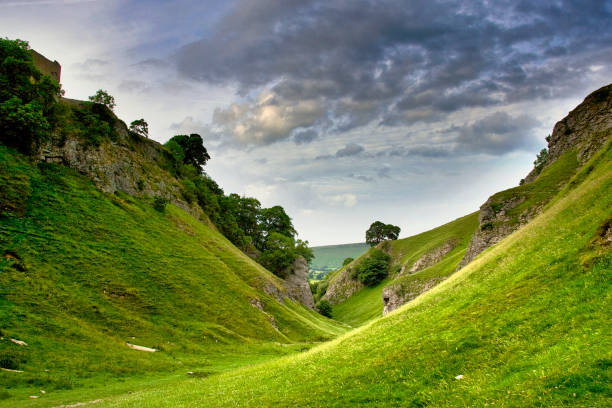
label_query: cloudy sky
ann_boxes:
[3,0,611,245]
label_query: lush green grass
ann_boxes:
[330,212,479,327]
[86,140,612,407]
[309,243,369,279]
[0,146,346,404]
[331,278,389,327]
[487,150,580,225]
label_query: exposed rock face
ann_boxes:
[382,277,441,316]
[39,99,201,218]
[458,195,538,268]
[525,84,612,183]
[408,240,456,274]
[461,84,612,268]
[283,256,315,309]
[322,264,364,305]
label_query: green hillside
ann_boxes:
[308,242,369,280]
[330,212,479,327]
[0,145,346,403]
[87,133,611,408]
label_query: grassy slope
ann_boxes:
[332,212,479,327]
[0,146,346,403]
[98,140,612,408]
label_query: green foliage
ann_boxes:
[365,221,401,246]
[534,147,548,167]
[316,300,332,318]
[0,37,60,154]
[342,257,354,266]
[165,134,210,171]
[129,118,148,138]
[152,196,168,212]
[88,89,116,111]
[295,239,314,262]
[355,249,390,286]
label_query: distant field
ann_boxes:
[309,243,370,280]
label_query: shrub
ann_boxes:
[342,257,354,266]
[152,196,168,212]
[316,300,332,318]
[88,89,116,111]
[356,249,390,286]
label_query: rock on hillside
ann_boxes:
[460,83,612,268]
[40,98,201,218]
[283,257,315,309]
[526,84,612,183]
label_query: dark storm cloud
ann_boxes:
[293,129,318,145]
[455,112,540,155]
[335,143,364,157]
[175,0,612,147]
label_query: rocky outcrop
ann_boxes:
[283,256,315,309]
[458,195,538,268]
[322,263,364,305]
[382,277,442,315]
[39,99,201,218]
[408,240,456,274]
[525,84,612,183]
[461,84,612,268]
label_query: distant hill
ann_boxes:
[308,243,369,280]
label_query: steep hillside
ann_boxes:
[327,84,612,323]
[460,84,612,267]
[71,121,612,408]
[0,145,346,401]
[323,212,479,326]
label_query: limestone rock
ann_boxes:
[283,256,315,309]
[322,264,364,305]
[382,277,441,316]
[408,240,456,274]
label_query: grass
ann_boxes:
[330,212,479,327]
[0,145,346,404]
[331,278,389,327]
[85,135,612,407]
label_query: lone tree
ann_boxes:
[365,221,400,246]
[165,133,211,170]
[129,118,148,138]
[89,89,116,111]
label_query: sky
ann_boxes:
[2,0,611,245]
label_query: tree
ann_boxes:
[260,206,297,243]
[259,232,296,276]
[88,89,116,111]
[365,221,400,246]
[165,134,210,171]
[534,148,548,168]
[316,299,332,318]
[342,257,354,266]
[295,239,314,262]
[129,118,148,138]
[355,249,390,286]
[0,38,59,154]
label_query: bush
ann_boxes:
[152,196,168,212]
[342,257,354,266]
[356,249,390,286]
[316,300,332,318]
